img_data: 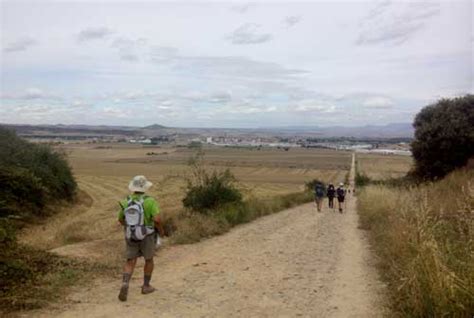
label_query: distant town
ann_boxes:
[2,123,413,155]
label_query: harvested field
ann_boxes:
[356,152,413,180]
[21,144,350,254]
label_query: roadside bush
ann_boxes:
[0,127,77,219]
[183,151,242,212]
[355,172,371,187]
[0,167,46,218]
[357,168,474,316]
[0,127,79,313]
[411,95,474,180]
[183,169,242,212]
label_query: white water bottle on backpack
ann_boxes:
[155,234,162,249]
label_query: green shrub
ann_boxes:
[0,127,79,312]
[355,172,371,187]
[0,127,77,219]
[183,151,242,213]
[411,95,474,180]
[183,169,242,212]
[0,167,46,218]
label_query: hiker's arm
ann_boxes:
[154,215,165,237]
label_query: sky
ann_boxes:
[0,0,472,128]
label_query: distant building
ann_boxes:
[206,137,213,143]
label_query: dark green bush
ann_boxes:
[411,95,474,180]
[182,150,242,213]
[355,172,371,187]
[0,167,46,218]
[0,127,79,312]
[0,127,77,219]
[183,169,242,212]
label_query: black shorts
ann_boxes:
[337,196,345,203]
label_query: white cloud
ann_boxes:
[77,27,114,42]
[3,37,37,53]
[357,2,441,46]
[283,16,302,28]
[226,23,272,45]
[23,87,45,99]
[293,100,337,113]
[362,96,394,109]
[231,3,253,14]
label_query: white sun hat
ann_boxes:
[339,182,344,186]
[128,175,153,193]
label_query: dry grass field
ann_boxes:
[356,152,413,180]
[21,144,351,255]
[358,168,474,316]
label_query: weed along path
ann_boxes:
[26,153,386,318]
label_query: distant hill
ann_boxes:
[0,122,413,139]
[143,124,168,129]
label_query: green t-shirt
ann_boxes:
[118,194,160,227]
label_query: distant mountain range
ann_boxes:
[1,122,414,139]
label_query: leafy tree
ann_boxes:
[411,95,474,180]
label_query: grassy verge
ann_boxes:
[171,190,313,244]
[0,243,113,314]
[357,168,473,317]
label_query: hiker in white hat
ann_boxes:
[117,175,164,302]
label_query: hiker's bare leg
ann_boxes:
[144,258,154,277]
[119,258,137,301]
[142,258,156,294]
[124,257,137,275]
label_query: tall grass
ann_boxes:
[358,169,473,317]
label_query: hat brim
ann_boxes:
[128,180,153,193]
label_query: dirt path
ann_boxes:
[25,153,386,317]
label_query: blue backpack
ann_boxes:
[315,183,325,197]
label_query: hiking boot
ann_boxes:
[118,284,129,302]
[141,285,156,295]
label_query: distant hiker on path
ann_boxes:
[117,175,164,302]
[313,181,325,212]
[327,183,336,210]
[336,183,346,213]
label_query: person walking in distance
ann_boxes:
[326,183,336,210]
[336,182,346,213]
[313,181,325,212]
[117,175,165,302]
